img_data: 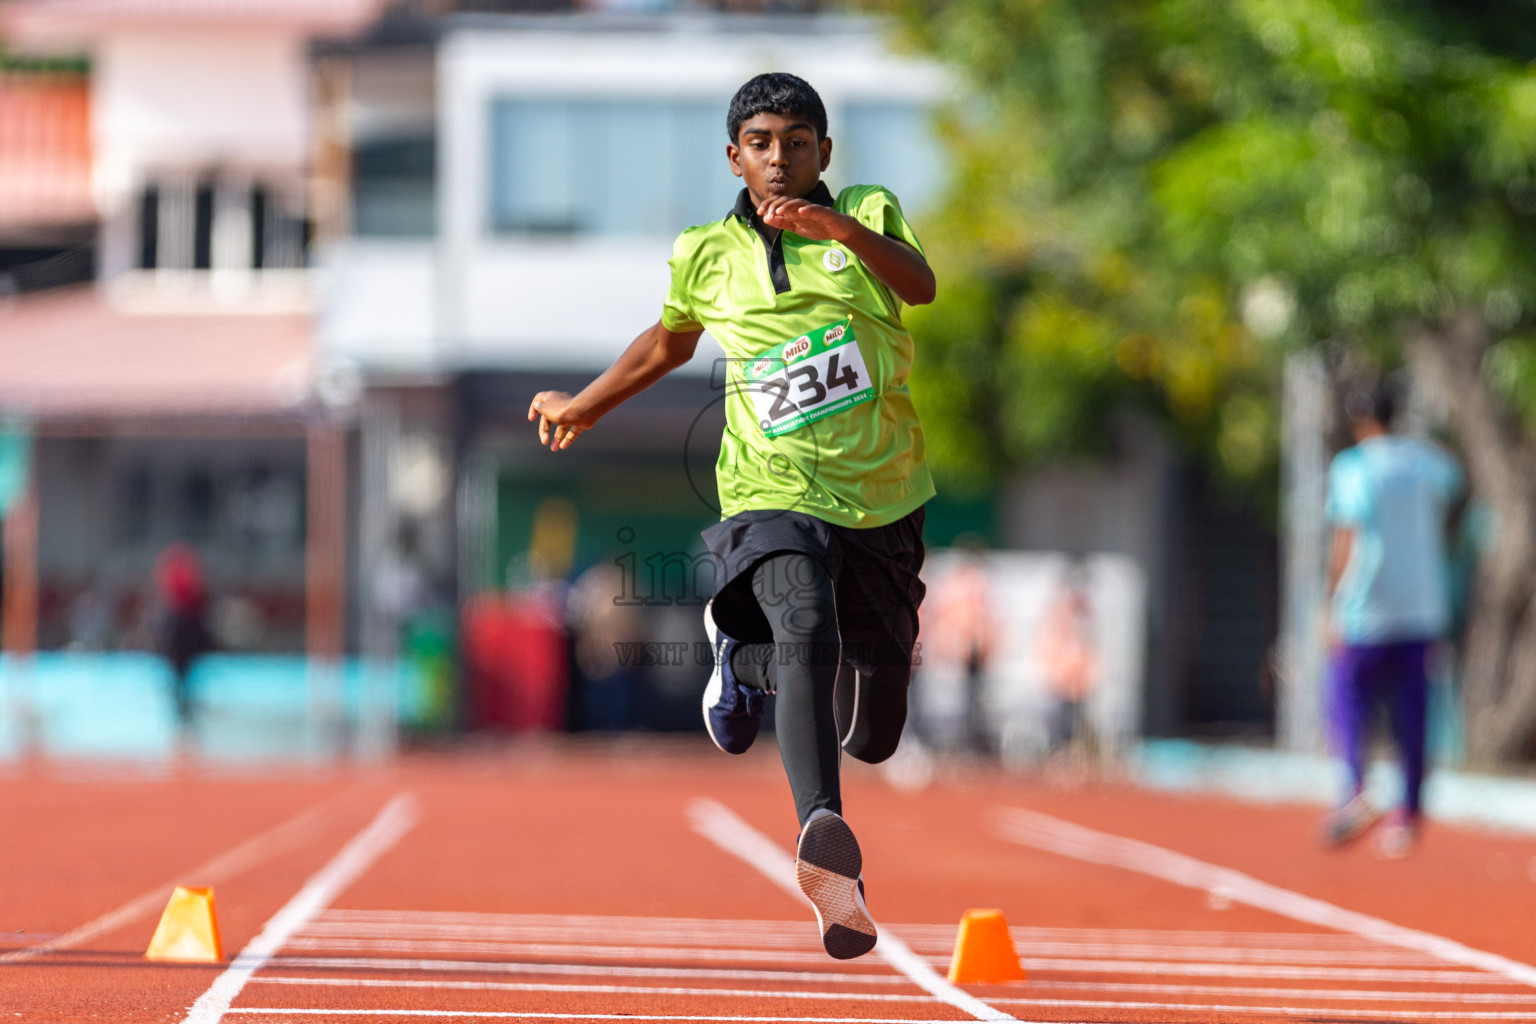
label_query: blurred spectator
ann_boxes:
[1036,560,1099,762]
[152,543,215,732]
[1320,380,1463,858]
[922,537,997,752]
[66,587,113,651]
[565,562,643,732]
[374,523,431,626]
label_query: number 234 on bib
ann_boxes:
[742,318,875,439]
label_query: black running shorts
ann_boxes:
[701,506,927,664]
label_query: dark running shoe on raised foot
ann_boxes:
[702,600,764,755]
[796,809,877,960]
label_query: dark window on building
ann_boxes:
[118,467,152,544]
[193,184,214,270]
[138,187,159,270]
[352,134,437,237]
[251,186,268,269]
[489,100,736,236]
[182,470,214,541]
[129,178,305,271]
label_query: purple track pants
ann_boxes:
[1329,639,1431,818]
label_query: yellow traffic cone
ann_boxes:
[947,908,1026,983]
[145,886,222,962]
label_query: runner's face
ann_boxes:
[728,112,833,207]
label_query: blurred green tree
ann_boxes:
[0,44,88,74]
[882,0,1536,764]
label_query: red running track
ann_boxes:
[3,741,1536,1023]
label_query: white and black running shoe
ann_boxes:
[795,809,877,960]
[702,600,764,755]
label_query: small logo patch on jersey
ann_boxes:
[823,248,848,272]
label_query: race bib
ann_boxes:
[743,318,875,438]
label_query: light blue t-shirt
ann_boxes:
[1326,436,1463,644]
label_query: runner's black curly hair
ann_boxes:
[1345,376,1400,427]
[727,73,828,142]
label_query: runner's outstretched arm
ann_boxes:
[528,320,703,451]
[757,197,935,306]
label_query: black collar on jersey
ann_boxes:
[728,181,836,295]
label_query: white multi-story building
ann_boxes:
[0,1,950,743]
[0,0,380,757]
[324,14,946,375]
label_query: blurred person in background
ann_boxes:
[1321,380,1463,858]
[565,561,643,732]
[1036,560,1099,767]
[66,587,114,651]
[152,542,215,735]
[922,536,997,753]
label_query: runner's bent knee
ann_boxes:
[839,663,911,764]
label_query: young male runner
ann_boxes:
[528,73,936,958]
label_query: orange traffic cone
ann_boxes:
[946,908,1026,983]
[145,886,222,962]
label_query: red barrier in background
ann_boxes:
[462,591,567,732]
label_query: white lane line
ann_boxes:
[687,798,1016,1023]
[252,977,933,1002]
[321,911,1426,946]
[228,1013,1041,1022]
[1,788,355,964]
[180,793,419,1024]
[298,923,1439,965]
[320,912,1422,946]
[284,939,1478,982]
[996,806,1536,989]
[277,939,1510,984]
[321,911,1452,953]
[985,996,1536,1020]
[1002,943,1435,966]
[246,977,1536,1017]
[270,956,919,986]
[1024,980,1536,1004]
[904,925,1415,947]
[300,923,826,951]
[283,937,840,964]
[320,911,827,930]
[1018,957,1501,983]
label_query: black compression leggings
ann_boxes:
[730,552,912,826]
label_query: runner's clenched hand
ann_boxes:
[528,391,592,451]
[755,195,934,305]
[757,197,853,242]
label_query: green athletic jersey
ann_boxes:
[661,182,936,528]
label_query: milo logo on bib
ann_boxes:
[743,316,875,439]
